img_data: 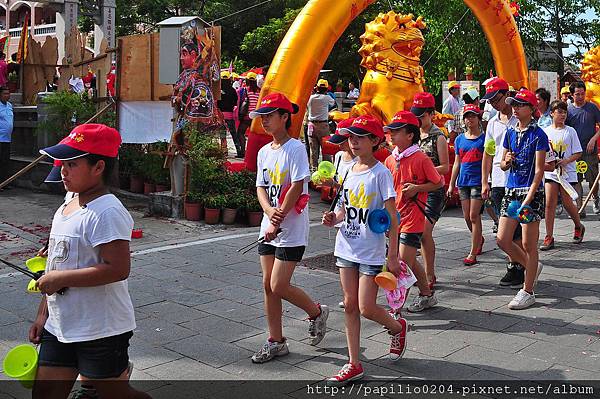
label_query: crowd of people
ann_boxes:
[248,77,600,386]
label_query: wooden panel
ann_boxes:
[119,34,152,101]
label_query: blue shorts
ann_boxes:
[336,257,383,276]
[38,329,132,379]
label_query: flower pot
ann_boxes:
[204,208,221,225]
[129,175,144,193]
[155,184,169,192]
[247,211,263,227]
[222,208,237,225]
[185,202,203,221]
[143,182,156,195]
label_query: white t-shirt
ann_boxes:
[544,125,582,183]
[45,194,136,343]
[334,162,396,265]
[333,151,356,185]
[484,113,518,188]
[308,94,335,121]
[256,138,311,247]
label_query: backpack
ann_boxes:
[238,88,249,119]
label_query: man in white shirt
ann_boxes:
[307,79,335,169]
[442,81,463,138]
[347,82,360,100]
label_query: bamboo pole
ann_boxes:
[578,170,600,214]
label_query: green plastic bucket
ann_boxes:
[3,344,38,389]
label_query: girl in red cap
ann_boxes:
[447,104,486,266]
[249,93,329,364]
[322,115,405,386]
[29,124,150,399]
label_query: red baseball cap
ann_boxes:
[328,118,353,144]
[44,160,63,183]
[410,92,435,117]
[481,77,509,101]
[506,88,538,107]
[383,111,421,132]
[40,124,122,160]
[462,104,482,117]
[340,115,384,140]
[249,92,299,119]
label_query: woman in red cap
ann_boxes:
[447,104,486,266]
[249,92,330,364]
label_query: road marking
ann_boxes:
[130,221,323,257]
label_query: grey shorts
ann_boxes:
[458,186,483,201]
[336,257,383,276]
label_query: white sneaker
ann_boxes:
[534,262,543,288]
[407,293,438,313]
[251,339,289,363]
[338,301,345,309]
[508,289,535,310]
[308,304,329,345]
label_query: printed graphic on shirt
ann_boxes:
[47,237,69,271]
[549,139,567,159]
[263,162,288,206]
[342,182,375,239]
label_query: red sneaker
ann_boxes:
[326,362,364,387]
[389,317,407,361]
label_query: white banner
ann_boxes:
[118,101,173,143]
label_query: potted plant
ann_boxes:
[184,191,204,221]
[155,166,170,192]
[245,193,263,227]
[129,154,145,194]
[204,193,225,225]
[222,191,243,225]
[465,65,474,81]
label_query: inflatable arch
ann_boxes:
[245,0,529,170]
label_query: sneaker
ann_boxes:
[534,261,543,288]
[573,225,585,244]
[308,304,329,345]
[539,236,554,251]
[508,289,535,310]
[251,338,289,363]
[389,318,407,361]
[389,308,402,321]
[594,197,600,214]
[499,263,517,286]
[492,222,498,234]
[338,301,345,309]
[327,362,364,387]
[407,293,437,313]
[512,264,525,288]
[579,210,587,219]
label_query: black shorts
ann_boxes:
[491,187,522,239]
[38,329,132,379]
[398,232,422,249]
[258,243,305,262]
[425,188,446,222]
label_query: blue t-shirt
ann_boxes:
[0,101,13,143]
[566,102,600,150]
[503,123,549,189]
[454,133,484,187]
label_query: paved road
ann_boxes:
[0,188,599,398]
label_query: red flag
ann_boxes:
[16,14,29,63]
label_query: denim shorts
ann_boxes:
[38,329,132,379]
[458,185,483,201]
[336,257,383,276]
[398,232,422,249]
[258,243,305,262]
[425,187,446,222]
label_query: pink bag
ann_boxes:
[385,261,417,311]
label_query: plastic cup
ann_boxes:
[25,257,46,273]
[375,271,397,291]
[317,161,335,178]
[3,344,38,389]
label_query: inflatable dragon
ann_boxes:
[581,46,600,108]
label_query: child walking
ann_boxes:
[447,104,486,265]
[497,89,549,310]
[250,93,328,364]
[322,115,405,386]
[541,100,585,249]
[383,111,443,313]
[30,124,150,399]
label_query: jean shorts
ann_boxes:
[38,329,132,379]
[336,257,383,276]
[425,187,446,222]
[398,232,422,249]
[458,185,483,201]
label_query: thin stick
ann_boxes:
[578,170,600,214]
[0,100,115,190]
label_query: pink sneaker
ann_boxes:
[389,317,407,361]
[326,362,364,387]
